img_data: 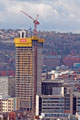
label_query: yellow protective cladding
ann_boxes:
[38,38,44,43]
[14,38,32,47]
[14,37,44,47]
[32,36,44,43]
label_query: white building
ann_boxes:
[0,76,15,97]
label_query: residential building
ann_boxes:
[0,76,15,97]
[14,30,44,116]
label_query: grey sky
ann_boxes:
[0,0,80,33]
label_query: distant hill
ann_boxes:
[0,29,80,70]
[0,29,80,56]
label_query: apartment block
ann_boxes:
[0,76,15,97]
[14,30,44,116]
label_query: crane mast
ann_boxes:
[21,10,39,36]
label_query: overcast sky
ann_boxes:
[0,0,80,33]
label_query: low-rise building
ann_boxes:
[35,80,73,120]
[0,96,20,113]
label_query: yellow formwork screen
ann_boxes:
[38,38,44,43]
[14,37,44,47]
[14,38,32,47]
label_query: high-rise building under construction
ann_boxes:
[14,30,44,115]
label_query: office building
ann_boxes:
[73,92,80,114]
[40,95,69,120]
[42,80,64,96]
[35,80,73,120]
[14,30,44,115]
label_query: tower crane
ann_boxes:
[21,10,39,36]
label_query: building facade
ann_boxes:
[73,92,80,114]
[14,31,44,116]
[35,80,73,120]
[0,76,15,97]
[0,97,20,113]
